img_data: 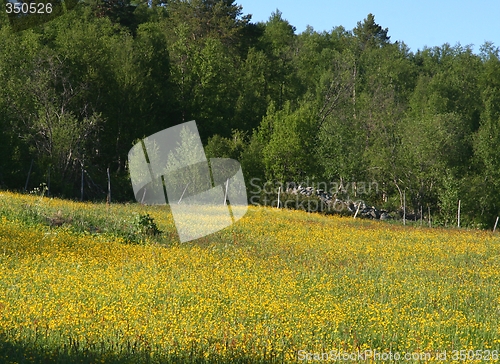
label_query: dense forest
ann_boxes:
[0,0,499,228]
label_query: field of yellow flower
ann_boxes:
[0,190,499,363]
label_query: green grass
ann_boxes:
[0,190,499,363]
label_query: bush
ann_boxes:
[125,213,163,244]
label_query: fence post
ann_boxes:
[457,200,461,228]
[178,183,190,204]
[107,167,111,204]
[354,201,361,219]
[428,206,431,228]
[80,167,84,201]
[403,190,406,226]
[494,216,499,233]
[277,186,281,209]
[224,178,229,206]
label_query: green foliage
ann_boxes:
[258,101,319,182]
[353,13,390,50]
[0,191,168,243]
[315,50,362,182]
[239,134,266,186]
[471,52,500,226]
[437,172,460,227]
[204,130,247,160]
[0,4,500,228]
[259,10,300,110]
[126,212,162,243]
[234,47,270,132]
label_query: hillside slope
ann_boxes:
[0,191,499,363]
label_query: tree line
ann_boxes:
[0,1,499,228]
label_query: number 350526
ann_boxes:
[5,2,53,14]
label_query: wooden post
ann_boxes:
[24,159,34,192]
[354,201,361,219]
[107,167,111,204]
[403,190,406,226]
[457,200,461,228]
[277,186,281,209]
[224,178,229,206]
[494,216,499,232]
[80,165,84,201]
[178,183,190,204]
[428,206,431,228]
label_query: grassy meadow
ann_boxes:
[0,191,499,363]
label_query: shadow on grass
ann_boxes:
[0,336,286,364]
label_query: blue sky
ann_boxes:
[239,0,500,54]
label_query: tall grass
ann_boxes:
[0,191,499,363]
